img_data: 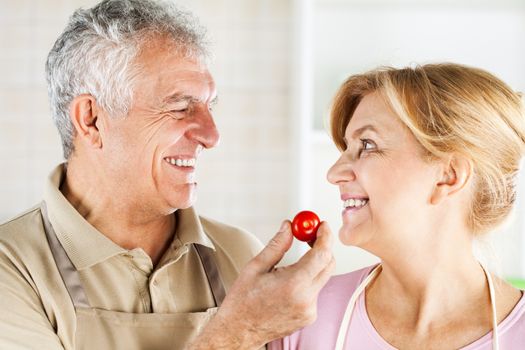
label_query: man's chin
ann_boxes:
[164,190,197,211]
[175,200,195,210]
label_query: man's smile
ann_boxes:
[163,156,196,167]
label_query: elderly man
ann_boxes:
[0,0,334,349]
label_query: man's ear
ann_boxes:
[69,94,103,150]
[430,154,473,205]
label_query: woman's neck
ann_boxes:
[372,253,488,332]
[368,223,493,330]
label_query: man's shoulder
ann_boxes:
[199,215,263,262]
[0,204,44,246]
[0,203,52,290]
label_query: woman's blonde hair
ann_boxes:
[330,63,525,234]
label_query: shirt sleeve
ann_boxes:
[0,248,64,349]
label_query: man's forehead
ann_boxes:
[140,61,214,93]
[140,56,212,79]
[135,37,209,75]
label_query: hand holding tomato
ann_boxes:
[201,216,335,348]
[291,211,320,245]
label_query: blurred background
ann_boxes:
[1,0,524,285]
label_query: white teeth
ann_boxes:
[343,198,368,209]
[164,157,196,167]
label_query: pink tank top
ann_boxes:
[268,265,525,350]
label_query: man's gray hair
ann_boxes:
[45,0,209,159]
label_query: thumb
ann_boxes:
[311,221,333,249]
[252,220,293,273]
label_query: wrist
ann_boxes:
[189,312,264,350]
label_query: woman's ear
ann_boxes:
[430,154,473,205]
[69,94,103,150]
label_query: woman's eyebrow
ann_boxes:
[344,124,380,144]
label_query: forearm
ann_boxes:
[188,312,264,350]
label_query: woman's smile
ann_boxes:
[341,199,369,230]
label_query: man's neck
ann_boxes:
[60,162,176,266]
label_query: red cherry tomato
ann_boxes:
[292,210,320,244]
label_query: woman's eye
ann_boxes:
[358,139,376,156]
[363,140,375,150]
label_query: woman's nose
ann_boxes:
[327,155,356,185]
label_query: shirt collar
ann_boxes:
[175,206,215,250]
[43,164,126,270]
[43,163,215,270]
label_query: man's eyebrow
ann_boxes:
[163,93,195,104]
[163,93,218,105]
[344,124,380,144]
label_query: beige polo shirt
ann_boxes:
[0,164,263,349]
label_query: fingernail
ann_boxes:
[279,221,288,232]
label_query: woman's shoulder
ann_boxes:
[323,265,377,293]
[499,289,525,338]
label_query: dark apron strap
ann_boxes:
[41,202,90,308]
[41,202,226,309]
[194,244,226,306]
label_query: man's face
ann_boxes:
[98,39,219,215]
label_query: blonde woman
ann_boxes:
[269,63,525,349]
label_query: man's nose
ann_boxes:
[187,109,220,149]
[326,155,356,185]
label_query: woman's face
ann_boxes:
[327,92,441,254]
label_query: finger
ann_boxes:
[313,257,336,288]
[250,220,293,273]
[293,222,334,278]
[311,221,333,250]
[307,221,333,248]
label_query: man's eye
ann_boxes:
[169,105,192,116]
[169,102,192,114]
[166,110,186,120]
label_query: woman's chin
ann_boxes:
[338,226,362,246]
